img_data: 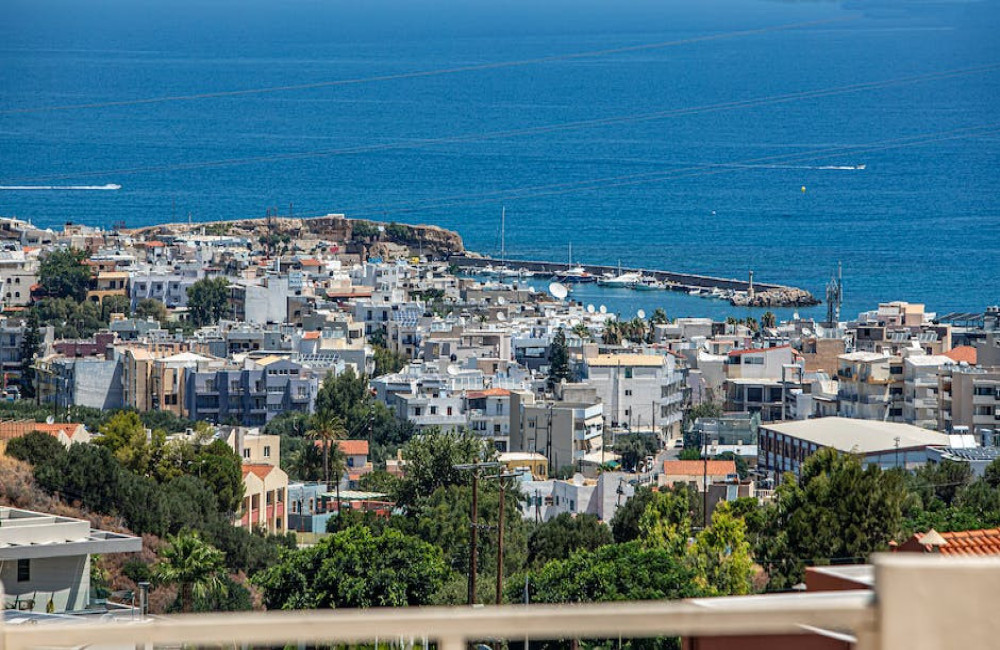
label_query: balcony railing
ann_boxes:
[2,555,999,650]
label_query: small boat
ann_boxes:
[555,243,596,283]
[631,276,664,291]
[688,288,705,297]
[597,261,641,287]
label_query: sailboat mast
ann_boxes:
[500,206,506,265]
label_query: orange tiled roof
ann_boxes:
[944,346,977,365]
[302,331,321,340]
[0,421,84,441]
[336,440,369,456]
[466,388,511,399]
[938,528,1000,556]
[242,463,276,480]
[663,460,737,476]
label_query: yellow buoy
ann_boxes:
[801,186,807,193]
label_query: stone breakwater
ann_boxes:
[730,288,820,308]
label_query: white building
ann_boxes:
[0,507,141,613]
[582,353,685,436]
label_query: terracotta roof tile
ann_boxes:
[944,346,977,365]
[242,463,276,480]
[662,460,737,476]
[466,388,511,399]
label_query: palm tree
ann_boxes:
[308,410,348,510]
[571,322,591,341]
[154,532,227,613]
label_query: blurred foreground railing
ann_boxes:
[2,555,1000,650]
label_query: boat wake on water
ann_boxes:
[0,184,122,191]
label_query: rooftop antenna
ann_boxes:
[825,262,843,326]
[548,282,569,301]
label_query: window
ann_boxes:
[430,406,437,415]
[744,356,764,365]
[263,445,271,457]
[890,366,903,375]
[243,448,251,459]
[447,406,453,416]
[625,390,632,397]
[974,386,994,396]
[624,367,633,379]
[17,559,29,582]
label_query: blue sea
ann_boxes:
[1,0,998,322]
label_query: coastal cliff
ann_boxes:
[126,214,465,257]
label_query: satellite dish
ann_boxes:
[46,415,55,425]
[587,304,595,314]
[447,364,459,376]
[569,318,580,327]
[497,296,506,305]
[549,282,569,300]
[793,312,800,320]
[497,312,506,321]
[637,309,646,319]
[599,305,607,314]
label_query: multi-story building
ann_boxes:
[580,352,685,436]
[902,353,953,429]
[185,357,319,426]
[238,464,288,534]
[723,345,799,421]
[509,392,605,474]
[941,366,1000,436]
[465,388,512,450]
[129,266,203,309]
[836,351,901,421]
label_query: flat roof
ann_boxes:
[760,417,951,453]
[587,354,664,367]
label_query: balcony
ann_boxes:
[1,555,997,650]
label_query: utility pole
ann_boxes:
[702,427,709,528]
[454,461,500,605]
[489,472,520,606]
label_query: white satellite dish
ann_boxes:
[599,305,607,314]
[637,309,646,319]
[549,282,569,300]
[793,311,800,320]
[497,296,506,305]
[587,304,595,314]
[569,318,580,327]
[497,312,506,321]
[446,364,459,376]
[45,415,55,425]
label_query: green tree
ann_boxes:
[194,440,244,514]
[307,410,347,487]
[760,311,776,329]
[756,449,908,590]
[5,430,65,465]
[715,451,749,480]
[615,433,659,472]
[650,308,669,325]
[686,504,754,596]
[135,298,169,325]
[527,512,612,567]
[254,526,450,609]
[18,310,43,399]
[601,319,622,346]
[95,411,162,477]
[522,540,704,604]
[610,486,656,543]
[395,428,491,508]
[186,277,230,327]
[101,294,131,321]
[373,345,408,377]
[39,248,92,301]
[154,532,228,613]
[547,327,572,389]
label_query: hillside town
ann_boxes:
[1,213,999,648]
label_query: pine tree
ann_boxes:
[547,327,572,389]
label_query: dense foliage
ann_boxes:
[186,277,230,326]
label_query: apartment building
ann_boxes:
[580,352,685,436]
[941,366,1000,436]
[723,345,799,422]
[239,464,288,534]
[836,351,901,421]
[509,391,605,474]
[465,388,512,451]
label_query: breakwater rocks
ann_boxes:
[731,288,820,308]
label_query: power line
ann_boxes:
[334,122,1000,217]
[8,62,996,184]
[0,17,854,116]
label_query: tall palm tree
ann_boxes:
[308,410,348,513]
[154,532,227,613]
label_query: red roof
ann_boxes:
[728,345,790,357]
[337,440,369,456]
[662,460,737,477]
[944,346,977,365]
[299,258,321,267]
[466,388,511,399]
[242,463,277,480]
[896,528,1000,556]
[302,331,321,340]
